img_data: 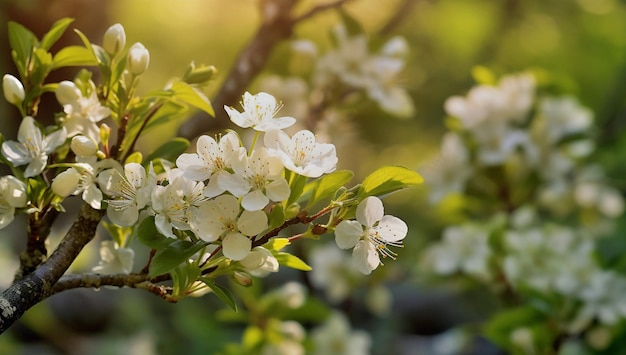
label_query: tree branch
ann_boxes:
[178,0,352,139]
[0,204,105,333]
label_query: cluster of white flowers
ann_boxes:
[424,72,624,219]
[423,72,626,348]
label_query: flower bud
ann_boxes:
[52,168,80,197]
[55,81,81,105]
[231,271,253,287]
[102,23,126,55]
[71,135,98,157]
[3,74,25,105]
[128,42,150,75]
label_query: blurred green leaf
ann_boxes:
[267,204,285,229]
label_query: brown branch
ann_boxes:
[379,0,421,36]
[178,0,352,140]
[14,209,59,281]
[0,203,105,334]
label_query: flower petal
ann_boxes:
[356,196,384,228]
[238,210,268,236]
[374,215,408,242]
[241,190,270,211]
[335,220,363,249]
[222,232,251,260]
[353,240,380,274]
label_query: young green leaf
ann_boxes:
[8,21,38,76]
[358,165,423,199]
[52,46,96,69]
[302,170,354,209]
[265,238,290,251]
[40,18,74,51]
[275,252,312,271]
[170,81,215,116]
[149,240,207,277]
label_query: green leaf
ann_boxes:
[149,240,207,277]
[358,165,423,198]
[170,81,214,116]
[286,172,308,206]
[275,252,312,271]
[8,21,38,75]
[267,204,285,229]
[302,170,354,208]
[135,216,174,250]
[201,278,238,311]
[52,46,96,69]
[101,220,132,247]
[266,238,290,251]
[484,306,547,353]
[40,18,74,51]
[143,138,190,164]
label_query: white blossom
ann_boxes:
[311,312,371,355]
[98,163,157,226]
[264,129,337,178]
[334,196,408,274]
[151,169,205,238]
[1,116,67,177]
[224,91,296,131]
[0,175,27,229]
[189,194,267,260]
[176,132,245,197]
[55,80,110,141]
[239,246,278,276]
[220,147,290,211]
[92,240,134,274]
[102,23,126,55]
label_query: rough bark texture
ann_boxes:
[0,204,104,333]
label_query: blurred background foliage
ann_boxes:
[1,0,626,354]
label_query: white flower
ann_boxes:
[53,158,112,209]
[239,246,279,276]
[224,92,296,131]
[98,163,157,226]
[92,240,134,274]
[3,74,25,105]
[220,147,290,211]
[427,223,492,280]
[334,196,408,274]
[151,169,205,238]
[176,132,245,197]
[189,194,267,260]
[0,175,27,229]
[1,116,67,177]
[311,312,371,355]
[56,80,110,141]
[421,132,472,203]
[128,42,150,75]
[102,23,126,55]
[309,243,360,302]
[264,129,337,178]
[538,96,592,144]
